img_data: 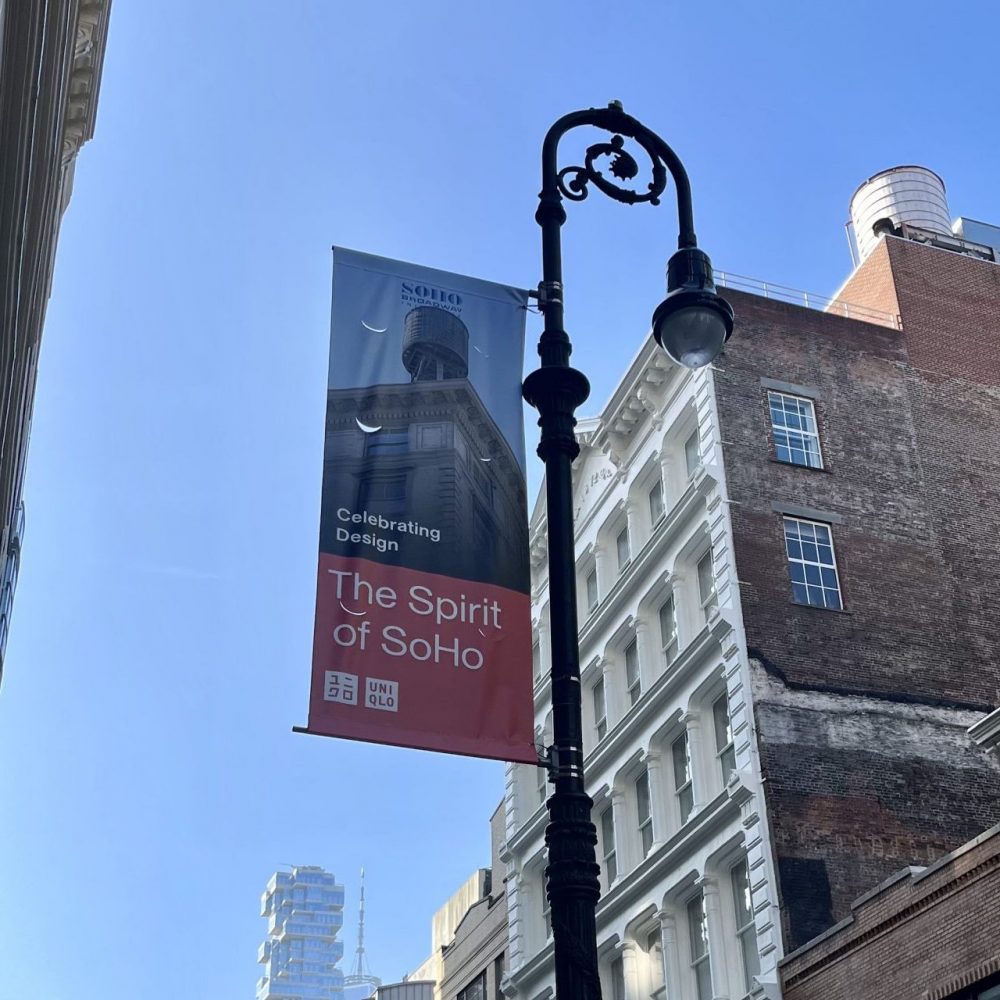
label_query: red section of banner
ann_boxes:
[306,553,536,763]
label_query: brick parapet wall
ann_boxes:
[779,824,1000,1000]
[715,280,1000,953]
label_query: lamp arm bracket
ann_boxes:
[539,103,697,249]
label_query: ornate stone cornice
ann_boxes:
[62,1,113,169]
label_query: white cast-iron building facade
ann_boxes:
[503,342,782,1000]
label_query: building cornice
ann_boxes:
[62,1,113,168]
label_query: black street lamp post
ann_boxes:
[521,103,734,1000]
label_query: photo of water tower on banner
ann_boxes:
[298,249,536,763]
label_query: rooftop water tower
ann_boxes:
[850,166,951,261]
[402,306,469,383]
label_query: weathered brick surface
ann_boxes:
[715,252,1000,954]
[779,824,1000,1000]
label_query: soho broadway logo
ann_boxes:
[324,671,399,713]
[400,280,463,315]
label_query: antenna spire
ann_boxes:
[353,867,369,976]
[344,867,379,994]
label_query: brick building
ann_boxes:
[503,167,1000,1000]
[778,823,1000,1000]
[717,200,1000,955]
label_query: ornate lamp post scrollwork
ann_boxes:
[522,103,733,1000]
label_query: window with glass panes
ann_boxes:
[697,550,718,621]
[713,694,736,784]
[586,567,599,611]
[659,595,679,665]
[531,641,541,684]
[649,478,665,526]
[685,430,701,477]
[625,638,641,706]
[616,525,631,572]
[768,391,823,468]
[541,888,552,941]
[536,760,547,805]
[600,805,617,884]
[647,927,664,995]
[731,859,760,992]
[687,892,713,1000]
[782,517,842,609]
[610,955,626,1000]
[593,677,608,741]
[672,732,694,824]
[636,767,653,858]
[458,972,487,1000]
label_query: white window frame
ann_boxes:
[713,694,736,785]
[697,550,718,622]
[783,516,843,610]
[636,767,654,858]
[585,566,599,612]
[684,429,702,478]
[648,477,665,527]
[616,525,631,573]
[625,637,641,706]
[610,954,626,1000]
[600,805,617,885]
[672,731,694,825]
[687,891,713,1000]
[768,390,823,469]
[659,595,679,666]
[731,858,760,994]
[593,676,608,742]
[646,926,664,996]
[536,760,548,805]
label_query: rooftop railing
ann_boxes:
[715,270,901,330]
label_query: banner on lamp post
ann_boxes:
[298,249,536,763]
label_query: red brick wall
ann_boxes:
[779,825,1000,1000]
[829,238,900,326]
[715,275,1000,952]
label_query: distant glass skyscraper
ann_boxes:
[257,866,346,1000]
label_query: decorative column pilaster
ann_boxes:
[644,748,670,847]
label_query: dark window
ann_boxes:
[365,429,409,456]
[358,475,407,509]
[457,971,486,1000]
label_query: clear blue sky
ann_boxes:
[2,2,999,997]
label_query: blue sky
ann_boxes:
[1,2,999,997]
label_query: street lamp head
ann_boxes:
[651,247,734,369]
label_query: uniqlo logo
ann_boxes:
[365,677,399,713]
[323,671,358,706]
